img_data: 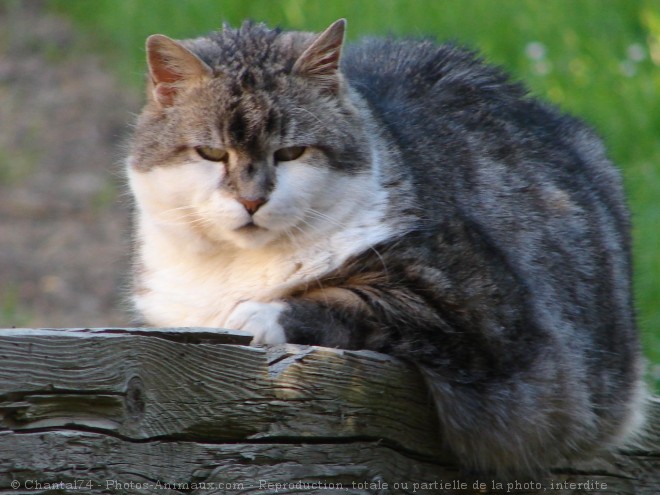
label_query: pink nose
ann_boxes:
[237,197,266,215]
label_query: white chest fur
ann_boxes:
[134,209,393,328]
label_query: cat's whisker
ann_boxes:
[286,222,311,243]
[156,208,217,229]
[157,205,207,224]
[282,226,303,250]
[160,205,198,215]
[291,216,328,239]
[306,208,348,229]
[287,211,345,239]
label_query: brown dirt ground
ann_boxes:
[0,2,138,327]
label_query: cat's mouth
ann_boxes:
[236,221,265,232]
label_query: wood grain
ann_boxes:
[0,328,657,494]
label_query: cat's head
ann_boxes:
[128,19,373,250]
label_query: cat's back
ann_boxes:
[344,35,638,409]
[342,37,524,131]
[342,35,631,237]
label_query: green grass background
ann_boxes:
[48,0,660,389]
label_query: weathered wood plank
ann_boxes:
[0,328,442,455]
[0,328,658,494]
[0,431,453,495]
[1,429,658,495]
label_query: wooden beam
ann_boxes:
[0,328,657,494]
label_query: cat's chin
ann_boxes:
[224,223,281,250]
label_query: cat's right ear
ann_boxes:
[293,19,346,94]
[146,35,213,107]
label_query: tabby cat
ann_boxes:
[127,19,645,475]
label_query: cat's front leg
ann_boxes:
[224,300,288,345]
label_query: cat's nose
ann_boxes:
[237,197,267,215]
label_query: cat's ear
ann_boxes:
[293,19,346,93]
[146,34,213,107]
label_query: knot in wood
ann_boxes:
[125,376,146,420]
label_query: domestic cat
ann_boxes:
[127,19,645,475]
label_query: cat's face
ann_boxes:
[128,138,359,250]
[128,20,371,250]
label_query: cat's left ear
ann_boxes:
[293,19,346,93]
[146,34,213,107]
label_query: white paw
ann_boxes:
[224,301,288,345]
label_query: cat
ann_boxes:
[126,19,645,476]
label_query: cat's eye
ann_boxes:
[274,146,306,162]
[195,146,228,162]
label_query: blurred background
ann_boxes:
[0,0,658,389]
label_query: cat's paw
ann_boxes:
[224,301,288,345]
